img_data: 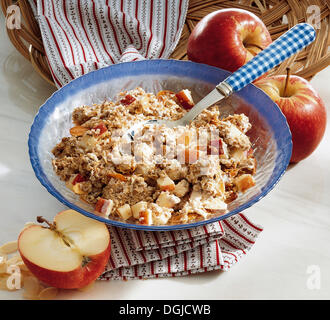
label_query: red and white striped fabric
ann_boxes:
[28,0,188,87]
[29,0,264,280]
[100,214,263,280]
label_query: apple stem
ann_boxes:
[37,216,56,231]
[283,67,291,97]
[37,216,73,248]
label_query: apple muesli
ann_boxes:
[52,87,257,225]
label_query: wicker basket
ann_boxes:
[1,0,329,87]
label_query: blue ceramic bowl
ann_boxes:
[28,59,292,231]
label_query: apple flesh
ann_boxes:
[18,210,111,289]
[255,75,327,163]
[187,9,272,73]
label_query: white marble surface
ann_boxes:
[0,16,329,299]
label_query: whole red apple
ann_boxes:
[187,9,272,73]
[18,210,111,289]
[254,75,327,163]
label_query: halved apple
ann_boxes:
[18,210,111,289]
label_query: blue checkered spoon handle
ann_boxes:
[217,23,316,95]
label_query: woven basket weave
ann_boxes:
[1,0,329,87]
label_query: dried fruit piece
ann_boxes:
[70,126,88,137]
[108,172,127,182]
[0,241,18,254]
[38,287,58,300]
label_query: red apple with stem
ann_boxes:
[255,69,327,163]
[18,210,111,289]
[187,8,272,73]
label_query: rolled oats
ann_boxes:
[52,87,257,225]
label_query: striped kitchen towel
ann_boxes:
[100,215,263,280]
[28,0,188,87]
[28,0,264,280]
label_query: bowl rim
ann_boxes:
[28,59,292,231]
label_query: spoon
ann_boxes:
[127,23,315,139]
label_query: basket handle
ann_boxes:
[217,23,316,94]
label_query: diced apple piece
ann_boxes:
[78,134,97,150]
[131,201,148,219]
[152,208,171,225]
[72,173,86,185]
[66,174,87,195]
[117,204,132,220]
[235,174,256,193]
[231,148,247,162]
[94,198,114,218]
[93,122,107,137]
[72,183,87,195]
[70,126,88,137]
[157,175,175,191]
[173,180,190,197]
[139,210,153,225]
[190,190,202,202]
[156,192,181,208]
[120,94,136,106]
[203,198,227,214]
[175,89,194,110]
